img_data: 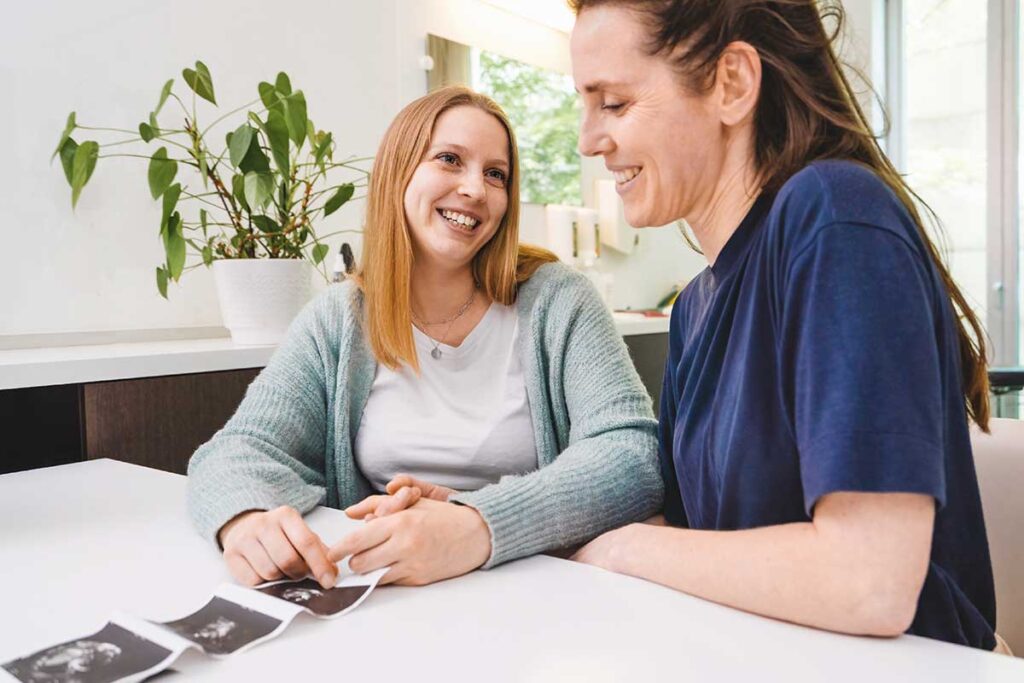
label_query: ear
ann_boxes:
[715,41,761,127]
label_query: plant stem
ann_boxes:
[180,191,225,210]
[170,93,191,117]
[299,228,363,246]
[307,182,368,202]
[200,97,262,137]
[99,138,143,149]
[97,153,197,165]
[77,125,139,135]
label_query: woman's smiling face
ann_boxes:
[571,4,724,229]
[403,105,511,271]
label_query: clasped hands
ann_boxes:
[218,475,491,589]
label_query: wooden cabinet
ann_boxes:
[1,369,259,475]
[1,331,668,476]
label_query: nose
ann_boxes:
[578,110,612,158]
[458,172,486,202]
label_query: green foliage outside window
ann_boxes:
[476,51,582,206]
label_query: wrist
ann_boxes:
[217,509,263,550]
[455,503,492,568]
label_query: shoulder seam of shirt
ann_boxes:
[787,218,923,280]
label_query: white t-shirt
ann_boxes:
[354,303,539,492]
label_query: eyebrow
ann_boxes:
[575,79,627,94]
[429,142,509,169]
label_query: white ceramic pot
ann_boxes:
[212,259,312,345]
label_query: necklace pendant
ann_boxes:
[430,347,442,360]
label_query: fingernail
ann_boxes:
[320,573,335,588]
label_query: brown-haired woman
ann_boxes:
[567,0,1008,653]
[186,86,663,589]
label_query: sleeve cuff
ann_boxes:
[801,430,946,516]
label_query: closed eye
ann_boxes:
[602,102,624,111]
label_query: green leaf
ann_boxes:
[182,60,216,105]
[199,208,208,235]
[237,133,270,174]
[266,109,290,175]
[312,243,329,264]
[199,151,208,189]
[70,140,99,209]
[232,173,249,212]
[283,91,307,148]
[313,132,332,172]
[160,182,181,235]
[248,111,270,136]
[147,147,177,199]
[164,212,186,280]
[243,171,274,210]
[258,81,278,109]
[202,245,213,266]
[59,137,79,184]
[155,79,174,114]
[52,112,77,161]
[275,72,292,96]
[228,125,254,167]
[252,215,280,233]
[149,112,160,132]
[323,183,354,217]
[138,122,155,142]
[156,266,169,298]
[306,119,316,146]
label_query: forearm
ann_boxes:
[451,430,663,567]
[187,433,326,545]
[610,521,920,637]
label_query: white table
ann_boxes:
[1,460,1019,682]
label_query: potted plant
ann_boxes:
[52,61,369,344]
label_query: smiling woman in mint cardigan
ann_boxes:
[186,86,662,589]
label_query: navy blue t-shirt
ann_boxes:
[660,160,996,649]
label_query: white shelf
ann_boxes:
[0,315,669,391]
[0,338,276,390]
[611,312,671,336]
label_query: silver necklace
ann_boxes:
[412,287,477,359]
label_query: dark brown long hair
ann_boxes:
[569,0,990,430]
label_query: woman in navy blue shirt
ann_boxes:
[568,0,1003,652]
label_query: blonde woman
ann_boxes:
[186,86,662,588]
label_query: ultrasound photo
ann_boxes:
[2,622,172,683]
[258,579,372,617]
[158,597,281,657]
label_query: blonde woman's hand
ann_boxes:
[344,475,456,521]
[218,506,337,589]
[330,498,491,586]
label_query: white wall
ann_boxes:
[1,0,401,336]
[0,0,880,339]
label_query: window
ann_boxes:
[425,34,582,206]
[475,50,582,206]
[891,0,1022,415]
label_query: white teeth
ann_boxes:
[440,209,479,228]
[612,167,641,184]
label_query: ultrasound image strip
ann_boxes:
[1,567,388,682]
[2,622,174,683]
[258,578,374,618]
[159,596,285,657]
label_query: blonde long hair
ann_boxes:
[359,86,556,371]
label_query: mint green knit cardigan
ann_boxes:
[186,262,663,567]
